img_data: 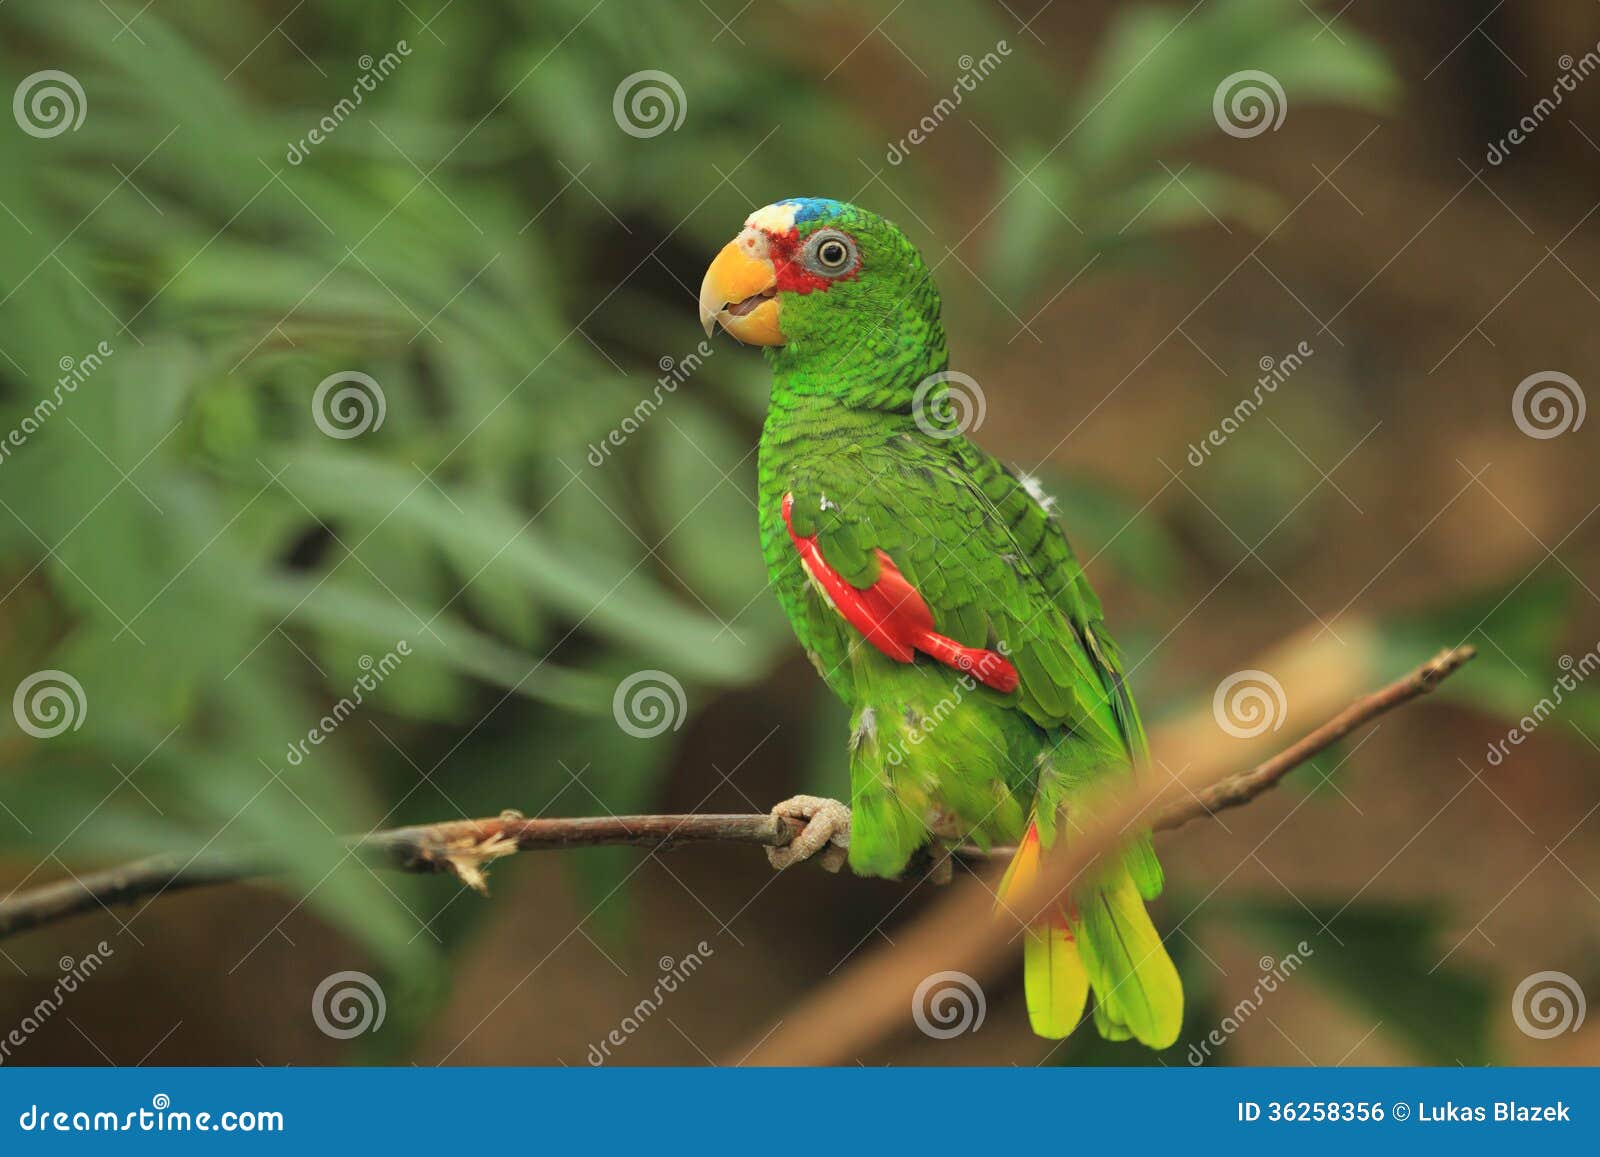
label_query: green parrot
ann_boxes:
[698,198,1181,1048]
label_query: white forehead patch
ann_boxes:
[734,227,772,260]
[745,202,800,234]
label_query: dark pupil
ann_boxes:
[819,240,846,267]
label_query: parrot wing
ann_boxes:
[781,437,1130,760]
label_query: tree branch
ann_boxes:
[0,815,801,941]
[1151,642,1476,828]
[0,646,1475,944]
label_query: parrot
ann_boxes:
[697,198,1182,1049]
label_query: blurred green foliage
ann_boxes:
[0,0,1578,1062]
[983,0,1395,294]
[1231,899,1494,1065]
[0,1,807,976]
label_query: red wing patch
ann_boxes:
[782,492,1019,694]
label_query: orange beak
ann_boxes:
[699,237,783,345]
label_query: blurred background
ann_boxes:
[0,0,1596,1066]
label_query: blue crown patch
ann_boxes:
[781,197,846,224]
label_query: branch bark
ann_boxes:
[0,646,1474,944]
[0,814,800,941]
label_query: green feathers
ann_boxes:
[762,201,948,413]
[1004,820,1181,1047]
[743,199,1182,1048]
[1076,870,1185,1048]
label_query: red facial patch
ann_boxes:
[764,227,860,295]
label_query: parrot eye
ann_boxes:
[804,229,859,277]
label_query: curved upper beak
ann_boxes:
[699,237,783,345]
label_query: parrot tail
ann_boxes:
[999,820,1183,1048]
[1023,915,1090,1038]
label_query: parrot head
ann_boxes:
[698,199,944,374]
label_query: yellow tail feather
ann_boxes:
[996,820,1041,913]
[1024,918,1089,1038]
[999,820,1181,1047]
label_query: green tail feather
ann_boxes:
[1124,833,1165,901]
[1073,865,1183,1049]
[1092,995,1134,1042]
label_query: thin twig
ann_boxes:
[0,815,799,941]
[1153,643,1476,828]
[0,646,1475,944]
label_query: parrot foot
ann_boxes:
[766,795,851,873]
